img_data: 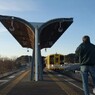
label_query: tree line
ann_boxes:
[0,54,79,75]
[64,53,79,63]
[0,57,16,74]
[0,56,31,75]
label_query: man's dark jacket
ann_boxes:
[75,42,95,66]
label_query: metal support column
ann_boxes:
[30,48,35,81]
[30,26,43,81]
[34,27,39,81]
[38,45,43,80]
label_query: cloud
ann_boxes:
[0,23,7,33]
[0,0,37,12]
[0,28,7,33]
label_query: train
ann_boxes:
[45,54,64,70]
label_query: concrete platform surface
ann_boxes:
[1,71,67,95]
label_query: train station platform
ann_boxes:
[0,70,83,95]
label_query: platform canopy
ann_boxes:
[0,15,73,49]
[0,15,35,48]
[39,18,73,49]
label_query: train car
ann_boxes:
[45,54,64,70]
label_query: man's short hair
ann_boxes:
[82,35,90,43]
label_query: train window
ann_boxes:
[50,55,54,64]
[60,55,64,64]
[55,58,59,63]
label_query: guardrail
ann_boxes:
[63,63,80,71]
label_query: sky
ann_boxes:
[0,0,95,58]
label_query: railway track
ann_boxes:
[0,68,29,88]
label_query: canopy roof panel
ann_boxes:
[0,15,35,48]
[0,15,73,50]
[39,18,73,49]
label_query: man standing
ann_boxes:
[75,35,95,95]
